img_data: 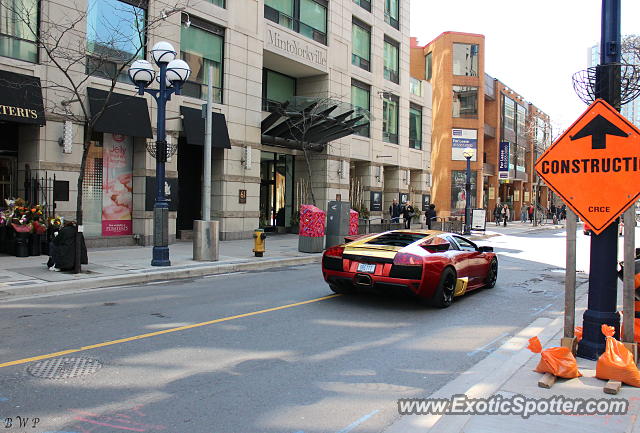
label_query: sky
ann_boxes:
[410,0,640,135]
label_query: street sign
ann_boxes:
[535,99,640,234]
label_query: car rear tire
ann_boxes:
[485,258,498,289]
[430,267,456,308]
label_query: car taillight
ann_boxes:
[393,252,423,266]
[324,245,345,259]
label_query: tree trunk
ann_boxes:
[75,124,92,225]
[301,143,317,206]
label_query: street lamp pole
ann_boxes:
[463,148,474,235]
[576,0,622,360]
[129,42,191,266]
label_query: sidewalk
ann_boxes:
[0,221,566,300]
[0,234,322,299]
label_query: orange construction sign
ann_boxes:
[535,99,640,235]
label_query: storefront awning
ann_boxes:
[0,70,45,125]
[261,97,369,151]
[87,87,153,138]
[180,106,231,149]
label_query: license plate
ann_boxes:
[357,263,376,273]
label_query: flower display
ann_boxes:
[0,198,56,233]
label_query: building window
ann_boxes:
[409,77,422,96]
[425,52,432,80]
[516,144,526,172]
[409,104,422,150]
[0,0,38,62]
[516,103,527,137]
[351,79,370,137]
[209,0,225,6]
[503,95,515,131]
[180,14,224,104]
[86,0,146,82]
[384,0,399,29]
[352,18,370,71]
[452,86,478,118]
[353,0,371,12]
[452,43,479,76]
[263,69,296,111]
[383,36,399,84]
[382,93,399,144]
[265,0,327,45]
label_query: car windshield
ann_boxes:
[364,233,426,247]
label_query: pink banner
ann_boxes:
[349,209,359,235]
[102,133,133,236]
[299,205,326,237]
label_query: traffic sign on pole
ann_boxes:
[535,99,640,234]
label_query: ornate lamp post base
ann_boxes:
[151,202,171,266]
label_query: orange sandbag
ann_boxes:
[527,336,582,378]
[575,327,583,342]
[527,336,542,353]
[535,347,582,378]
[596,324,640,387]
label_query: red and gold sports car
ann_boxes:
[322,230,498,308]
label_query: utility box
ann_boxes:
[325,201,351,249]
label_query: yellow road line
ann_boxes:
[0,294,340,369]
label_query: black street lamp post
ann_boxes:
[463,148,474,235]
[128,42,191,266]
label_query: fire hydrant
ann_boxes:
[253,229,266,257]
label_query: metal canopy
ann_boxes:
[261,97,370,151]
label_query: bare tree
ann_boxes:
[2,0,189,224]
[622,34,640,65]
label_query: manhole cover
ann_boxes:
[27,357,102,379]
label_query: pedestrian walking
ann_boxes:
[389,199,401,223]
[520,204,527,223]
[560,204,567,221]
[501,204,510,227]
[403,201,415,229]
[425,203,437,230]
[528,203,535,224]
[494,204,502,226]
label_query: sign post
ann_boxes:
[535,98,640,359]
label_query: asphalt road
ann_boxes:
[0,228,592,433]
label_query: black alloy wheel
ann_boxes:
[485,258,498,289]
[430,267,456,308]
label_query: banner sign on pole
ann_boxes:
[498,141,510,180]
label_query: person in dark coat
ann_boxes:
[389,199,401,223]
[402,201,415,229]
[46,222,87,271]
[425,204,437,230]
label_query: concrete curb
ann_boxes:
[0,255,322,300]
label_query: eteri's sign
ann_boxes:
[534,99,640,234]
[0,104,39,120]
[265,24,327,69]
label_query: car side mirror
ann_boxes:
[478,246,493,253]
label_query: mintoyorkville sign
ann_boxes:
[265,25,328,69]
